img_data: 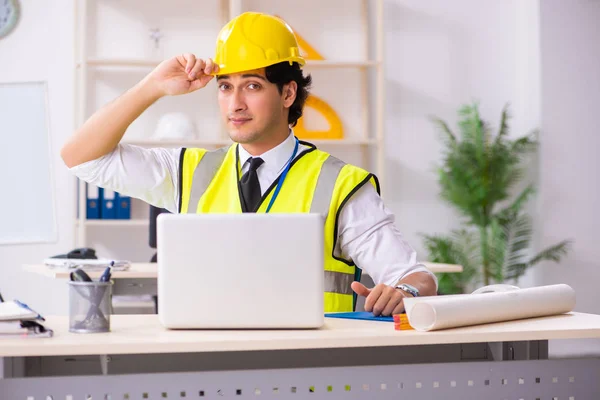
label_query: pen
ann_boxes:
[99,261,114,282]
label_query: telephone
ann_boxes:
[50,248,98,260]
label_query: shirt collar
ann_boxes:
[238,131,297,173]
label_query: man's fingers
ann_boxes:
[189,58,206,80]
[364,284,385,313]
[190,74,214,91]
[204,58,215,75]
[372,285,396,316]
[351,281,370,298]
[391,303,406,317]
[183,54,196,74]
[382,290,405,316]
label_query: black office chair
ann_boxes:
[149,205,170,263]
[149,205,170,313]
[353,267,362,311]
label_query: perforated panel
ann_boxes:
[1,358,598,399]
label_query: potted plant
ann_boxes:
[422,103,571,294]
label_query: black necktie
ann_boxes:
[240,157,264,212]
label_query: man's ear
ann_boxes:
[282,81,298,108]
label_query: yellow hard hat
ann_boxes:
[214,12,305,75]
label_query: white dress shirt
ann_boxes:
[70,133,437,288]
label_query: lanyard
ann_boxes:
[265,138,299,213]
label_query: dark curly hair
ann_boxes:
[265,62,312,127]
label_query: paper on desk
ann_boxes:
[403,284,576,332]
[0,300,40,321]
[43,258,130,271]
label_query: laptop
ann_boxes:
[157,213,325,329]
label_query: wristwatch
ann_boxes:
[395,283,419,297]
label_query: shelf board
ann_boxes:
[79,59,380,69]
[77,219,149,227]
[82,59,160,68]
[122,138,378,148]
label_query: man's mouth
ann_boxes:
[229,117,252,126]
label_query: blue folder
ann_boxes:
[325,312,394,322]
[115,193,131,220]
[102,189,117,219]
[86,184,101,219]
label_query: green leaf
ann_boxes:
[501,213,533,280]
[528,240,572,266]
[495,103,511,144]
[421,230,481,293]
[488,220,506,282]
[436,273,464,295]
[509,185,535,214]
[430,116,457,147]
[496,185,536,223]
[511,132,538,155]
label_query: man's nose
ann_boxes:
[229,89,246,113]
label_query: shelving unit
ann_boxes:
[73,0,385,260]
[76,219,149,227]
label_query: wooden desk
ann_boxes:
[1,313,600,399]
[0,312,598,357]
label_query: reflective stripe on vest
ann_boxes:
[187,147,228,214]
[309,155,345,218]
[311,156,354,297]
[324,270,354,295]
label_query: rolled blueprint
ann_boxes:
[403,284,576,332]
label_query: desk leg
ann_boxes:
[0,357,25,379]
[100,355,110,376]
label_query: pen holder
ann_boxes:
[68,280,113,333]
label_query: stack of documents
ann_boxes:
[44,258,130,271]
[0,300,53,338]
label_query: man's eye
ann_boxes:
[218,83,230,91]
[248,83,261,90]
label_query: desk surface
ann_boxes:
[23,262,463,280]
[1,312,599,357]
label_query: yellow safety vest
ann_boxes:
[178,140,380,312]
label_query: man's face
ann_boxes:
[216,68,291,145]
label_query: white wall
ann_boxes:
[382,0,540,261]
[0,1,75,315]
[534,0,600,356]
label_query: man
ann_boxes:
[62,12,437,316]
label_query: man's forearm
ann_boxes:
[396,271,438,297]
[61,76,162,168]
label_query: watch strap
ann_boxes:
[395,283,419,297]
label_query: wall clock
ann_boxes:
[0,0,20,40]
